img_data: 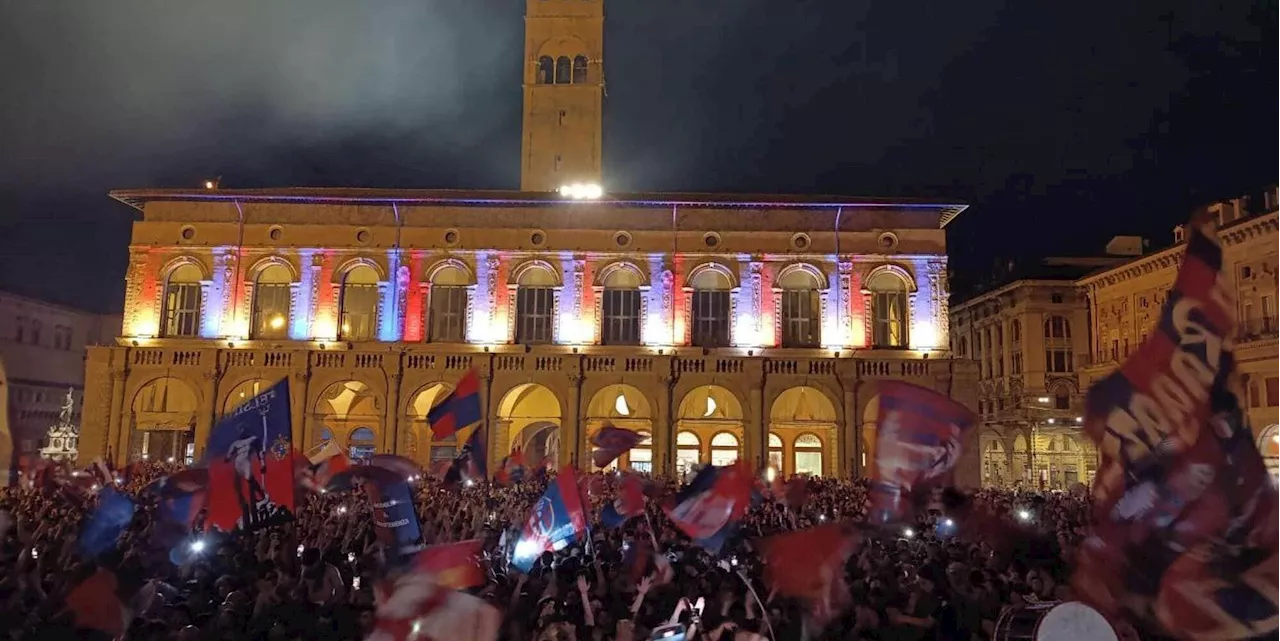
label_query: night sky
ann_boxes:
[0,0,1274,313]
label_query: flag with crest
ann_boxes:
[1072,212,1278,640]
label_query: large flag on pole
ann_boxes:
[427,369,483,440]
[510,466,589,572]
[1073,212,1278,640]
[204,378,296,532]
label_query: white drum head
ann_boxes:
[1037,602,1118,641]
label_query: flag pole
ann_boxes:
[736,569,777,641]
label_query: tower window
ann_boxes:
[555,56,571,84]
[572,55,588,83]
[536,56,554,84]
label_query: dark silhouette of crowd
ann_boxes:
[0,460,1109,641]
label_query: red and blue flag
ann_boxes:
[601,472,646,528]
[866,381,976,525]
[591,426,643,469]
[1073,214,1279,640]
[496,448,526,486]
[427,369,483,440]
[203,378,296,532]
[510,466,589,571]
[665,462,755,553]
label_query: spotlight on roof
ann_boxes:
[558,183,603,200]
[203,176,221,190]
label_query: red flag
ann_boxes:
[64,568,128,637]
[418,539,485,590]
[758,523,856,599]
[427,369,483,440]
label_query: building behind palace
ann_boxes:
[952,188,1280,488]
[76,0,982,483]
[0,291,119,455]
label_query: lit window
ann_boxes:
[867,270,910,348]
[339,266,380,342]
[516,265,558,344]
[429,265,470,343]
[690,267,732,348]
[161,263,204,338]
[251,264,292,340]
[778,268,821,348]
[601,265,642,345]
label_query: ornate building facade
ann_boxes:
[1079,190,1280,480]
[78,191,977,481]
[77,0,982,481]
[950,280,1098,489]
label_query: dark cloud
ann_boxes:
[0,0,1273,311]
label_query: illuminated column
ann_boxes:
[402,252,426,342]
[377,250,402,342]
[292,250,316,340]
[908,257,943,350]
[645,255,673,346]
[557,257,587,345]
[124,249,160,337]
[731,260,752,346]
[310,252,338,341]
[845,261,867,348]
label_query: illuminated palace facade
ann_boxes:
[78,191,978,481]
[78,0,981,481]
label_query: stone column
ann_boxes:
[107,368,129,467]
[383,365,403,454]
[194,370,219,459]
[653,358,675,474]
[843,385,858,478]
[289,370,311,449]
[562,371,584,469]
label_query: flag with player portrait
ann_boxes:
[865,381,975,525]
[204,378,296,532]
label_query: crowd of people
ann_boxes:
[0,459,1110,641]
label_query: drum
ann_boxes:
[993,601,1118,641]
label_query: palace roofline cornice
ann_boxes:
[951,279,1078,314]
[1075,246,1183,290]
[109,188,968,228]
[1076,211,1277,290]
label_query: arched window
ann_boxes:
[339,265,380,341]
[1044,315,1073,373]
[429,264,470,343]
[676,431,701,478]
[251,264,292,340]
[690,267,732,347]
[318,428,334,447]
[537,56,554,84]
[958,336,968,357]
[778,268,822,348]
[554,56,571,84]
[710,432,739,467]
[793,433,823,476]
[516,264,558,344]
[768,433,784,472]
[1011,319,1022,344]
[601,265,642,345]
[161,263,204,338]
[629,431,652,474]
[866,269,910,348]
[572,55,588,83]
[1054,387,1071,410]
[348,427,377,460]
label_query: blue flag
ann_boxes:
[664,464,754,554]
[79,488,136,559]
[511,467,588,572]
[362,466,424,563]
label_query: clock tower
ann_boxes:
[520,0,604,193]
